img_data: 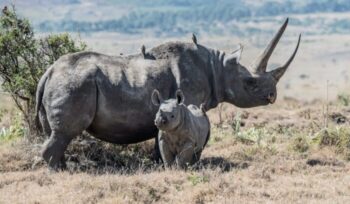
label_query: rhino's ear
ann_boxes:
[151,89,163,106]
[224,44,243,66]
[175,89,185,105]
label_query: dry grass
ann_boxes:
[1,98,350,203]
[1,12,350,203]
[1,164,350,204]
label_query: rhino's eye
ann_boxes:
[245,77,256,86]
[171,115,175,118]
[244,77,258,89]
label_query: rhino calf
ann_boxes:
[151,89,210,168]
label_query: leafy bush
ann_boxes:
[0,6,86,140]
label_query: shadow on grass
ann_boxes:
[65,137,248,174]
[64,135,160,175]
[194,156,249,172]
[65,155,249,174]
[28,135,249,174]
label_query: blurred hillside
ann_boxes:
[1,0,350,37]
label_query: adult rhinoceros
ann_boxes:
[36,19,300,170]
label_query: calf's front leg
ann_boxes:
[158,137,175,167]
[176,142,196,169]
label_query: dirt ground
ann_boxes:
[1,97,350,204]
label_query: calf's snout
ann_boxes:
[154,116,168,127]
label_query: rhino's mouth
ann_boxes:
[267,94,276,104]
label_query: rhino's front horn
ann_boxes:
[270,34,301,81]
[250,18,289,73]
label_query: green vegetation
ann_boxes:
[290,135,310,153]
[337,93,350,106]
[187,172,210,186]
[0,112,24,142]
[313,127,350,160]
[235,127,269,146]
[0,6,86,140]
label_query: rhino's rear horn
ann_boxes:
[270,34,301,81]
[251,18,289,73]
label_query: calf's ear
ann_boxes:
[175,89,185,104]
[151,89,163,106]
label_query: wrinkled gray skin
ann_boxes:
[36,18,301,170]
[152,89,210,168]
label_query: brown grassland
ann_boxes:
[1,95,350,203]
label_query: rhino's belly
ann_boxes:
[86,124,157,144]
[87,107,158,144]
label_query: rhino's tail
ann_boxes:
[35,68,50,131]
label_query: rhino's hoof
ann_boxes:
[48,161,67,172]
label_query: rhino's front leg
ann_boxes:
[176,142,195,169]
[158,137,175,167]
[152,135,162,163]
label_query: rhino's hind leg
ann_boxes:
[41,75,97,171]
[42,131,73,171]
[153,136,162,163]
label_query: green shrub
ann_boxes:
[0,6,86,140]
[290,135,309,153]
[236,127,269,146]
[337,93,350,106]
[187,173,209,186]
[0,112,24,142]
[313,127,350,160]
[231,112,242,134]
